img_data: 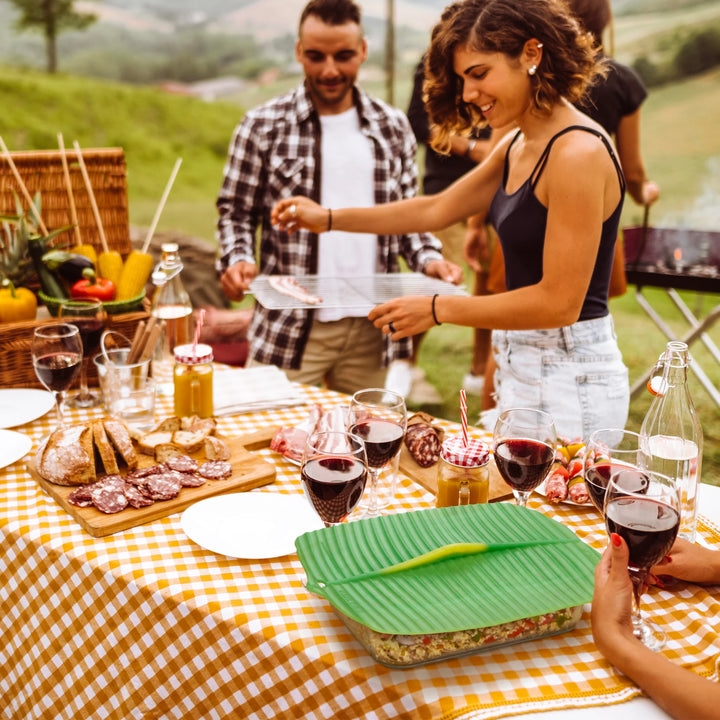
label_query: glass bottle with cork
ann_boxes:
[150,242,192,395]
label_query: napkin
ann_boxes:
[212,366,306,415]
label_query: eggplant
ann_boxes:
[28,238,68,299]
[42,250,95,284]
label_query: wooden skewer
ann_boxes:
[142,157,182,255]
[139,320,165,363]
[73,140,109,254]
[57,133,82,246]
[128,316,155,365]
[126,320,147,364]
[0,135,49,235]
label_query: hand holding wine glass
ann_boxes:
[603,467,680,651]
[58,298,107,408]
[32,323,83,426]
[493,408,556,507]
[301,431,368,527]
[348,388,406,518]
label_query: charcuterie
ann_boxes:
[198,460,233,480]
[404,423,441,468]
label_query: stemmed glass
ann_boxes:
[348,388,406,518]
[59,298,107,408]
[493,408,557,507]
[603,467,680,651]
[584,429,643,513]
[301,431,369,527]
[31,323,83,426]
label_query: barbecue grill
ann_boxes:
[622,224,720,407]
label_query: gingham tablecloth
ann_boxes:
[1,382,719,720]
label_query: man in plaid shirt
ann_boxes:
[216,0,461,394]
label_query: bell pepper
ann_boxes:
[71,268,116,302]
[0,279,38,322]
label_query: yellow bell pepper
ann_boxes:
[0,279,38,322]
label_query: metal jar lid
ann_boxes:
[174,343,213,365]
[440,435,490,467]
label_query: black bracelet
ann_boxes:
[431,293,441,325]
[327,208,332,232]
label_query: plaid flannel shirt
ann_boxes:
[216,83,443,370]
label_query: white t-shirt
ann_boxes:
[318,108,377,321]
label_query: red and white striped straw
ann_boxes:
[193,308,205,354]
[460,389,468,446]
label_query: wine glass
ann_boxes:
[348,388,406,518]
[31,323,83,426]
[59,298,107,408]
[301,431,368,527]
[584,429,643,513]
[603,467,680,651]
[493,408,557,507]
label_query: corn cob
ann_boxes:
[98,249,123,286]
[115,249,154,300]
[73,243,98,267]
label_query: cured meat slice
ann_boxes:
[404,424,441,468]
[545,465,569,503]
[124,484,155,509]
[90,484,129,514]
[166,469,206,487]
[126,465,165,480]
[271,404,323,462]
[67,484,95,508]
[165,454,199,473]
[568,476,590,504]
[145,473,182,500]
[198,460,233,480]
[268,275,322,305]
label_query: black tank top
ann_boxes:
[488,125,625,321]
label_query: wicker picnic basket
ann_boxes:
[0,147,149,389]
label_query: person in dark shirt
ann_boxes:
[273,0,630,440]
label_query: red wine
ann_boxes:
[605,497,679,572]
[586,464,649,512]
[494,438,554,492]
[34,352,82,392]
[301,457,367,524]
[349,420,404,468]
[71,318,104,356]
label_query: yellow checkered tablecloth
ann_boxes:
[1,382,719,720]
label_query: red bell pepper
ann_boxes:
[71,268,116,302]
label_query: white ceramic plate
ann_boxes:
[181,492,325,559]
[0,389,54,429]
[0,429,33,470]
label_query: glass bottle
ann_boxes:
[150,243,192,396]
[639,341,703,542]
[436,435,490,508]
[173,343,214,418]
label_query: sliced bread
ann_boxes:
[92,419,120,475]
[204,435,231,461]
[172,429,207,454]
[103,416,139,469]
[136,431,174,456]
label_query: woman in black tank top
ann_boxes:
[273,0,630,440]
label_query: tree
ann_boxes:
[8,0,97,74]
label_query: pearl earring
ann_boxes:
[528,64,537,76]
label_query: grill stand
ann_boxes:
[630,287,720,408]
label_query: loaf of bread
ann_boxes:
[35,424,96,486]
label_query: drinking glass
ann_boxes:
[348,388,406,518]
[59,298,107,408]
[301,431,368,527]
[584,429,643,513]
[493,408,557,507]
[603,467,680,651]
[31,323,83,426]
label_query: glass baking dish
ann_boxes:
[335,604,583,668]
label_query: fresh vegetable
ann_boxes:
[28,236,68,299]
[41,250,95,286]
[72,243,98,266]
[116,249,153,300]
[71,268,116,302]
[98,249,123,287]
[0,278,37,322]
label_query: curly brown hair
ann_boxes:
[425,0,605,152]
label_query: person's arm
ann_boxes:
[615,109,660,207]
[592,534,720,720]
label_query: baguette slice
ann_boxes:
[151,416,181,434]
[204,435,231,461]
[92,419,120,475]
[37,424,96,486]
[137,431,173,456]
[103,416,138,469]
[188,417,216,436]
[154,443,185,463]
[172,429,207,454]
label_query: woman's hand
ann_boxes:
[424,259,464,284]
[591,533,638,659]
[368,296,436,339]
[271,196,329,234]
[649,537,720,585]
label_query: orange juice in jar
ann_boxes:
[173,343,214,418]
[436,435,490,507]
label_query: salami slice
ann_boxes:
[165,469,206,487]
[165,454,199,473]
[126,465,165,480]
[145,473,182,500]
[198,460,232,480]
[404,423,441,468]
[67,484,95,508]
[90,484,129,514]
[124,484,155,509]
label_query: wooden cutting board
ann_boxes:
[399,445,513,502]
[30,434,276,538]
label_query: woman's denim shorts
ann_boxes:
[480,314,629,441]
